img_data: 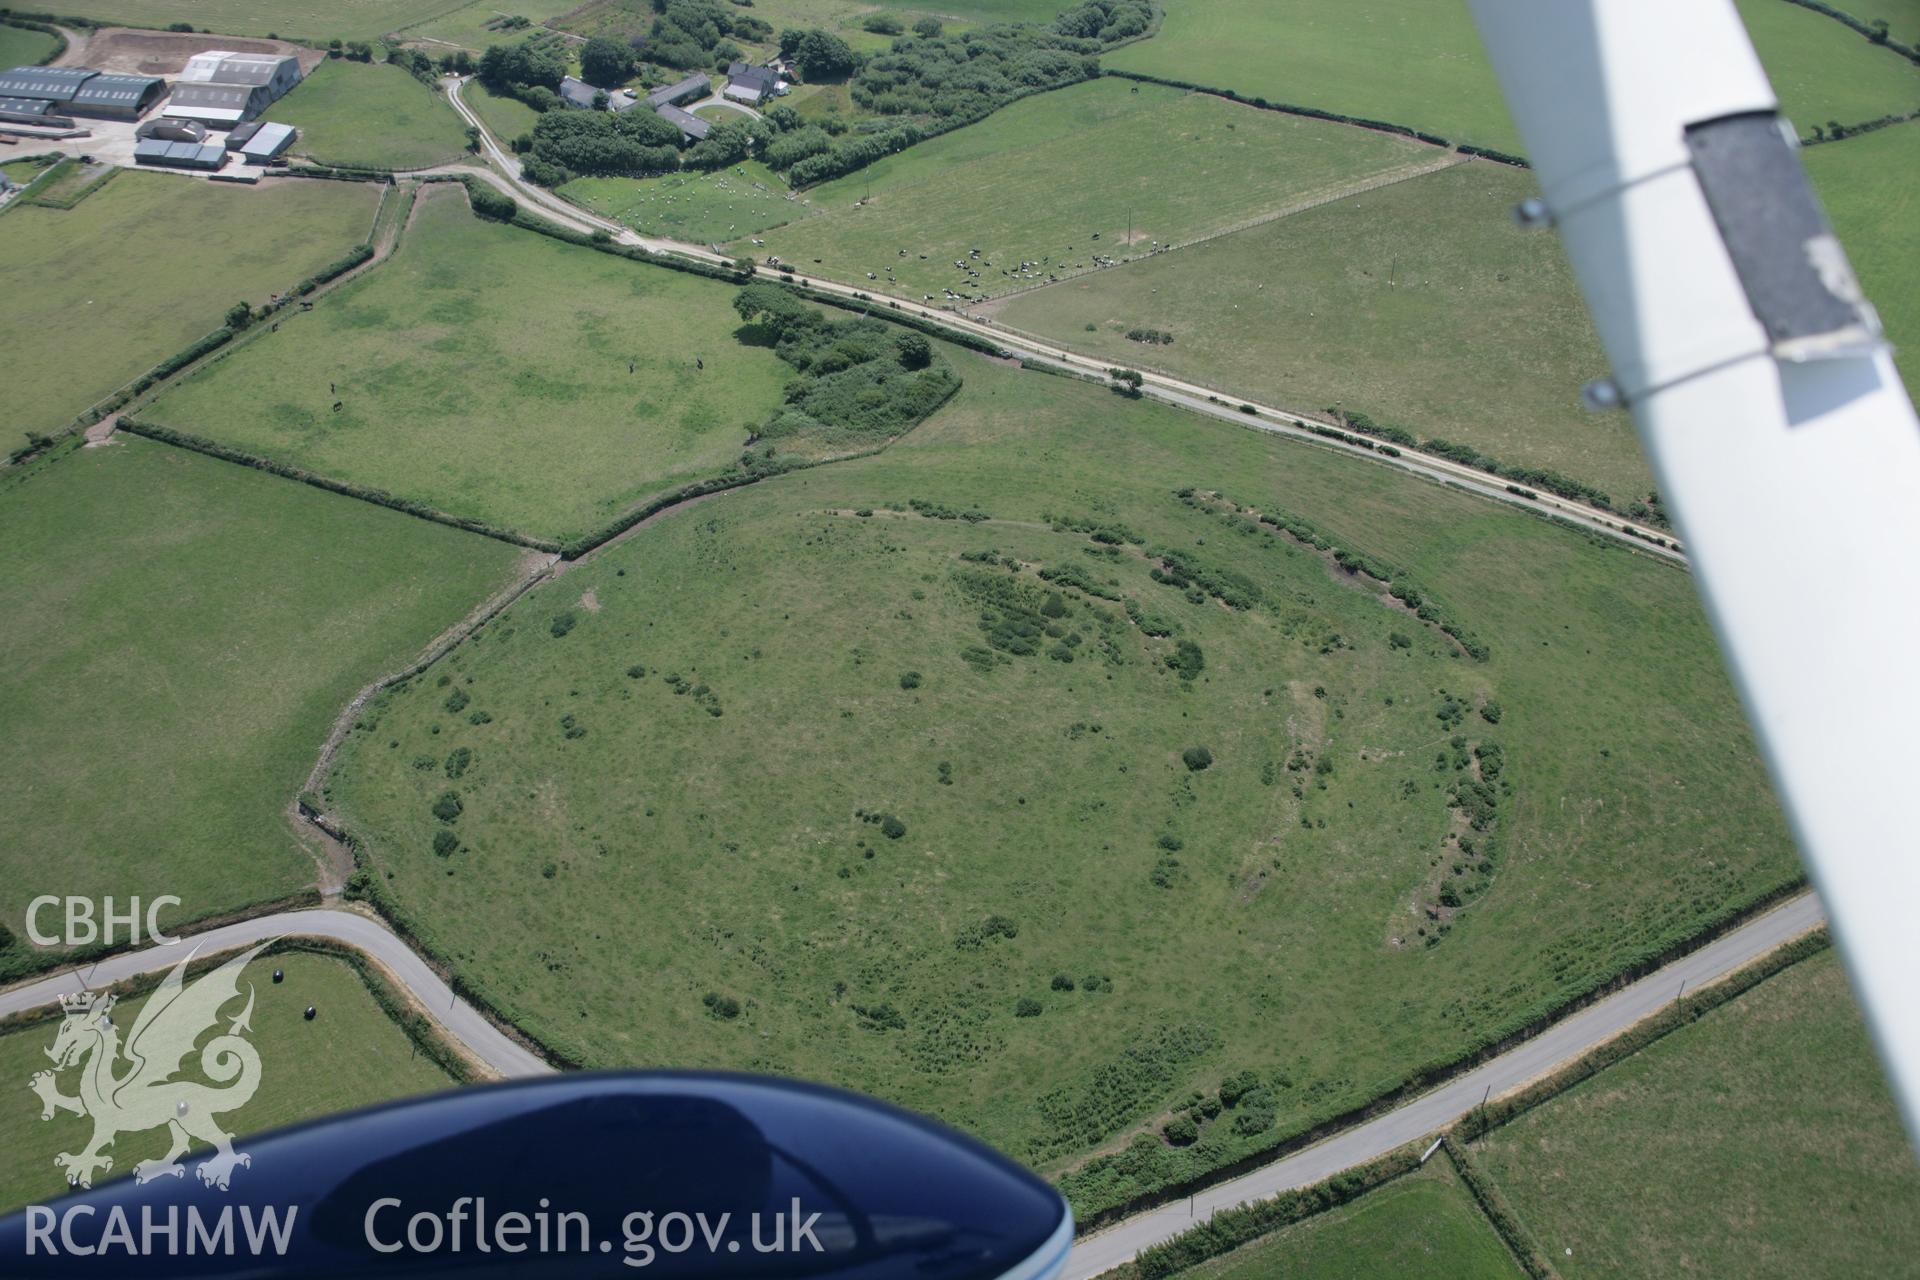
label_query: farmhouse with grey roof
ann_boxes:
[723,62,781,105]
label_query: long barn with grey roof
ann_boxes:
[647,74,709,108]
[0,65,164,118]
[658,104,710,141]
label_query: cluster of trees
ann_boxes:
[730,283,960,446]
[778,26,857,81]
[1053,0,1153,41]
[579,35,637,88]
[864,13,943,38]
[647,0,772,71]
[1125,327,1174,345]
[520,106,684,184]
[477,37,567,93]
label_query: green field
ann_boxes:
[463,78,542,144]
[1180,1160,1521,1280]
[64,0,464,41]
[749,78,1440,300]
[0,950,451,1212]
[1807,122,1920,408]
[146,189,792,544]
[1107,0,1920,156]
[1477,950,1920,1278]
[278,59,470,171]
[0,171,378,440]
[989,160,1645,503]
[0,20,59,66]
[399,0,580,50]
[0,438,522,943]
[1737,0,1920,130]
[565,161,813,244]
[326,351,1795,1217]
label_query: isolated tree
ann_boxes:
[580,35,637,86]
[224,302,254,331]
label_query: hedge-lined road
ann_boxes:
[1065,890,1824,1278]
[0,892,1821,1274]
[441,77,1682,562]
[0,907,554,1080]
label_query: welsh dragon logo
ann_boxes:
[28,943,270,1192]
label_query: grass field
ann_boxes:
[1180,1159,1521,1280]
[988,160,1645,503]
[277,59,471,171]
[66,0,467,41]
[0,438,523,944]
[748,78,1440,300]
[327,351,1796,1217]
[0,950,451,1212]
[564,161,813,244]
[1107,0,1920,156]
[463,78,542,144]
[146,189,792,544]
[2,156,55,185]
[1807,123,1920,409]
[399,0,579,50]
[0,21,59,66]
[1477,950,1920,1278]
[0,171,378,441]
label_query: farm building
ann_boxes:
[723,63,781,105]
[646,73,709,108]
[133,138,227,171]
[0,95,69,127]
[136,116,208,143]
[223,120,262,150]
[69,73,166,118]
[659,104,709,142]
[0,65,164,119]
[0,66,94,103]
[239,121,296,165]
[165,52,301,123]
[558,76,600,109]
[164,82,265,125]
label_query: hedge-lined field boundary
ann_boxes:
[1101,68,1531,167]
[1120,1143,1425,1279]
[1780,0,1920,62]
[0,15,65,62]
[1443,1137,1558,1278]
[22,161,116,210]
[116,417,560,552]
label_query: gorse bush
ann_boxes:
[431,791,463,823]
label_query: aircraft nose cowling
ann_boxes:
[0,1070,1072,1280]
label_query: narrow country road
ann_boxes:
[0,892,1821,1275]
[1063,891,1824,1277]
[440,78,1681,562]
[0,908,554,1080]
